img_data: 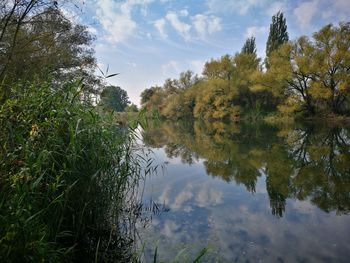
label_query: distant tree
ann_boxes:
[175,70,199,90]
[241,37,257,54]
[266,11,289,64]
[163,79,178,94]
[140,86,162,105]
[202,55,234,81]
[193,79,240,121]
[124,103,138,113]
[100,86,130,112]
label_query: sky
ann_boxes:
[69,0,350,105]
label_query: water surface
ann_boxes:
[138,121,350,262]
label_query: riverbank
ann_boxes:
[0,81,141,262]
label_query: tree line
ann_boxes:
[140,12,350,121]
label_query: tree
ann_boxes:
[232,52,268,111]
[266,11,289,65]
[100,86,130,112]
[193,79,240,120]
[255,22,350,116]
[140,86,162,106]
[241,37,257,54]
[175,70,199,90]
[202,55,234,81]
[311,22,350,114]
[0,1,98,101]
[124,103,138,113]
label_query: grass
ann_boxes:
[0,80,142,262]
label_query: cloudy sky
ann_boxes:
[73,0,350,105]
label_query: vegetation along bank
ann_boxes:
[140,12,350,123]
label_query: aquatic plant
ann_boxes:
[0,80,142,262]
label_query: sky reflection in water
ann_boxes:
[138,121,350,262]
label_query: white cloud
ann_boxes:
[244,26,268,38]
[207,16,221,34]
[293,0,319,30]
[206,0,267,15]
[95,0,154,43]
[192,14,221,39]
[120,0,154,14]
[165,11,192,41]
[192,15,208,38]
[154,18,168,38]
[155,11,221,41]
[107,16,137,43]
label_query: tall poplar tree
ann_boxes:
[266,11,289,62]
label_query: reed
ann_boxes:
[0,80,142,262]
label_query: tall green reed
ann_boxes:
[0,80,142,262]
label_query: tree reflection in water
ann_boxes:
[142,120,350,217]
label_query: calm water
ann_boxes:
[137,121,350,262]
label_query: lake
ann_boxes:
[137,120,350,262]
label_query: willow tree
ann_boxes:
[254,23,350,116]
[193,79,240,121]
[311,22,350,114]
[202,55,234,81]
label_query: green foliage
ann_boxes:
[266,11,289,61]
[138,17,350,121]
[203,55,234,80]
[193,79,240,121]
[125,103,139,113]
[0,81,140,261]
[0,2,98,96]
[140,86,162,106]
[173,70,199,90]
[0,1,143,262]
[100,85,131,112]
[241,36,257,54]
[255,22,350,117]
[311,22,350,114]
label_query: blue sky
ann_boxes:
[69,0,350,105]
